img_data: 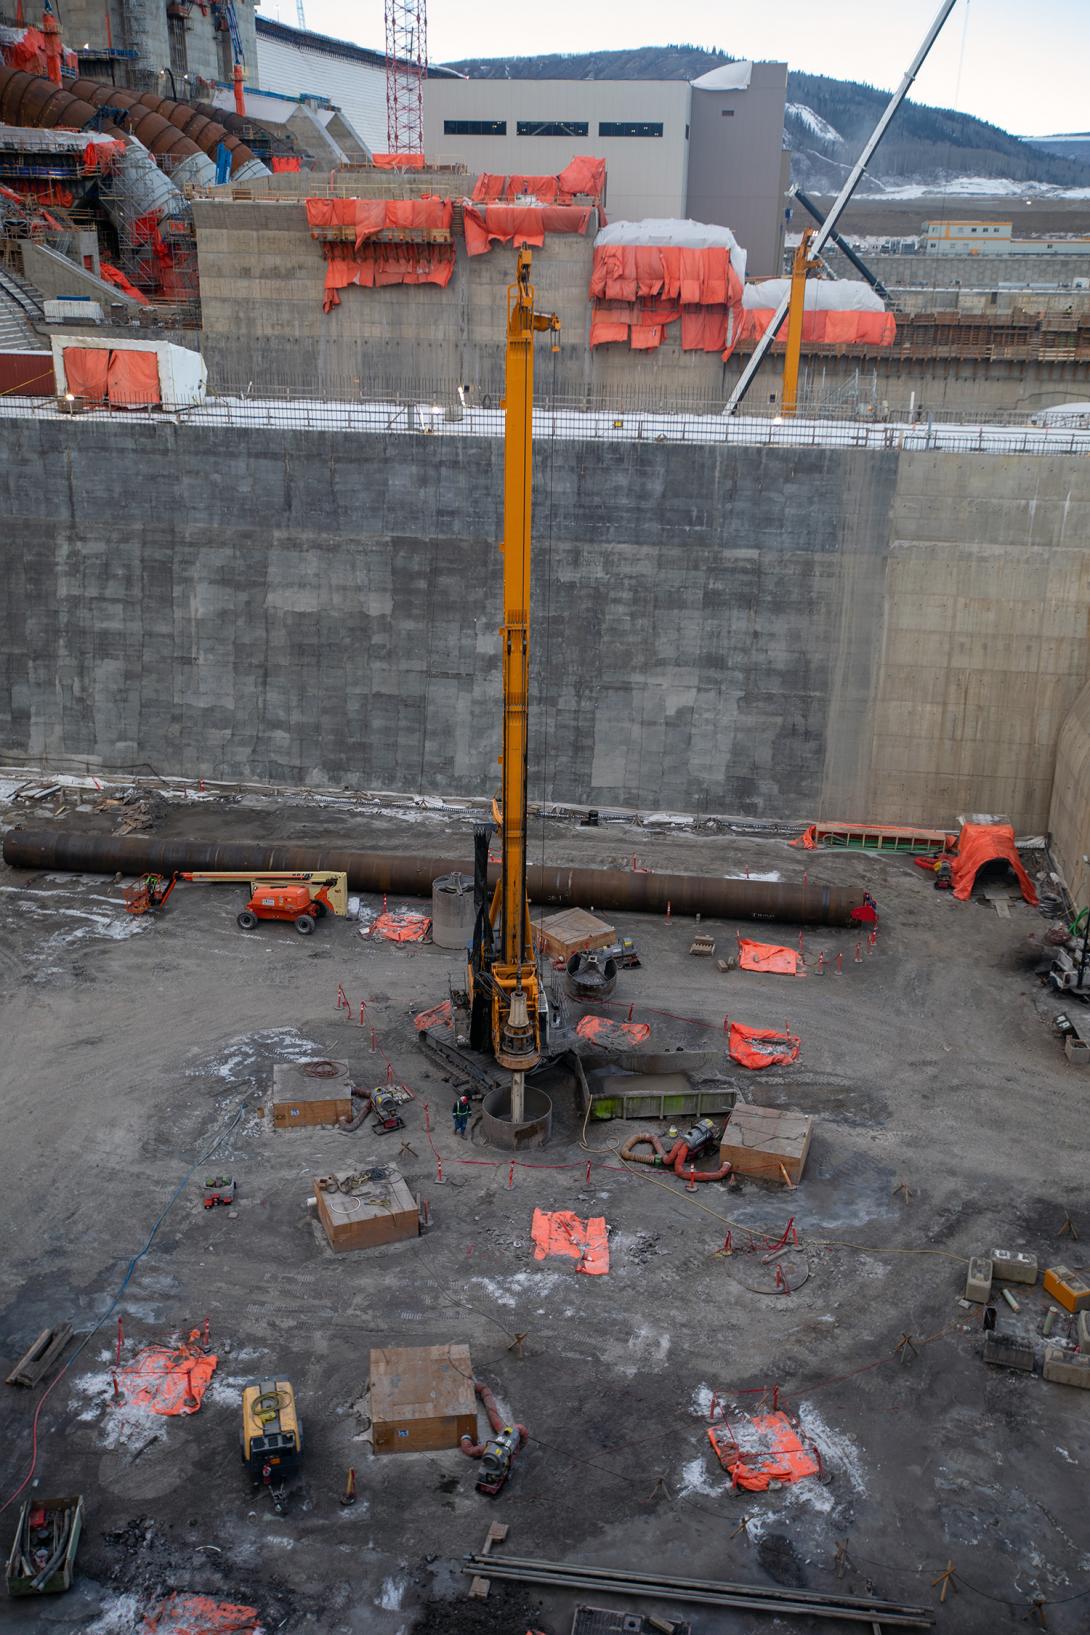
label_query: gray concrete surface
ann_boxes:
[2,417,1089,830]
[0,790,1087,1634]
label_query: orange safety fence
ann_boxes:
[531,1208,609,1274]
[737,938,799,976]
[575,1014,652,1046]
[372,152,426,169]
[368,910,432,943]
[141,1593,262,1634]
[733,307,896,352]
[462,202,592,256]
[414,998,453,1031]
[728,1022,800,1070]
[950,822,1038,905]
[588,244,743,355]
[118,1335,217,1416]
[708,1411,820,1492]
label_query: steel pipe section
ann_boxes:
[2,830,865,926]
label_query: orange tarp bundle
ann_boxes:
[531,1208,609,1274]
[575,1014,652,1046]
[372,152,426,169]
[368,910,432,943]
[141,1594,262,1634]
[588,244,742,354]
[118,1335,217,1416]
[270,154,302,172]
[728,1022,801,1070]
[738,939,799,976]
[304,196,452,247]
[99,261,150,304]
[471,156,605,205]
[557,155,606,199]
[736,308,896,350]
[951,823,1038,905]
[462,202,592,256]
[305,197,455,308]
[708,1412,820,1492]
[414,998,453,1031]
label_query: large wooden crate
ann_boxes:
[271,1060,353,1130]
[370,1344,477,1454]
[532,907,615,960]
[315,1167,419,1254]
[719,1105,813,1184]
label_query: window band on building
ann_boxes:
[515,120,589,137]
[598,121,663,138]
[444,119,507,136]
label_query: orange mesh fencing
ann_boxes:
[118,1334,216,1416]
[531,1208,609,1274]
[737,939,799,976]
[728,1022,800,1070]
[951,822,1038,905]
[141,1593,261,1634]
[575,1015,652,1046]
[588,244,742,354]
[368,910,432,943]
[708,1411,820,1491]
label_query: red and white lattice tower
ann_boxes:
[384,0,428,155]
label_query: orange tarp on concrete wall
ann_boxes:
[951,823,1038,905]
[462,203,592,256]
[107,348,160,406]
[737,939,799,976]
[305,198,455,310]
[472,156,605,205]
[736,308,896,350]
[63,346,109,403]
[531,1208,610,1274]
[728,1022,801,1069]
[589,244,743,354]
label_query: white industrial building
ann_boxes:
[924,220,1090,256]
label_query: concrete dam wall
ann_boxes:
[3,415,1089,830]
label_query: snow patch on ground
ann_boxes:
[0,893,152,950]
[189,1027,322,1083]
[467,1270,564,1309]
[87,1593,143,1633]
[378,1577,406,1610]
[797,1402,868,1494]
[678,1453,727,1497]
[858,175,1090,199]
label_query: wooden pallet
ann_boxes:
[6,1323,72,1388]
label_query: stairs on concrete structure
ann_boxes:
[0,263,47,351]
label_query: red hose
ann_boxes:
[672,1147,732,1182]
[459,1380,527,1458]
[620,1131,732,1182]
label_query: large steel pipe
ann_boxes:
[2,830,865,926]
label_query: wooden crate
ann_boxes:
[315,1168,419,1254]
[532,908,615,960]
[370,1344,477,1454]
[719,1105,813,1185]
[271,1060,353,1129]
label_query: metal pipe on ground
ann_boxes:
[2,831,867,926]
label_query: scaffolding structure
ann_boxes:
[384,0,427,155]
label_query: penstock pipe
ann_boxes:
[1,829,865,927]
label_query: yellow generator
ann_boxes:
[241,1381,302,1509]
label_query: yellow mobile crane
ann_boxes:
[467,248,559,1123]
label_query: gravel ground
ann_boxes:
[0,788,1086,1634]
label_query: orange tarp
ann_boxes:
[575,1014,652,1046]
[369,910,431,943]
[372,152,426,169]
[728,1022,801,1070]
[414,998,453,1031]
[531,1208,609,1274]
[63,346,109,403]
[738,939,799,976]
[589,243,742,354]
[708,1412,820,1491]
[107,348,160,407]
[557,155,606,199]
[141,1594,262,1634]
[471,156,605,205]
[118,1336,216,1416]
[736,308,896,349]
[462,202,592,255]
[270,155,302,172]
[99,261,150,304]
[951,823,1038,905]
[305,198,455,308]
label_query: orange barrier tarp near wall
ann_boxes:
[708,1412,820,1491]
[372,152,426,169]
[531,1208,610,1274]
[64,346,163,407]
[728,1022,801,1069]
[63,346,109,403]
[305,196,452,245]
[472,156,605,205]
[575,1015,652,1047]
[118,1336,217,1416]
[557,155,606,199]
[736,308,896,350]
[305,198,455,310]
[141,1593,262,1634]
[462,202,592,256]
[589,244,743,354]
[951,823,1038,905]
[737,939,799,976]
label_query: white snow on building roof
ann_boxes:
[691,62,752,92]
[595,218,746,278]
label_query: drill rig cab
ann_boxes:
[466,248,560,1122]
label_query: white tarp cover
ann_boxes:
[595,218,747,279]
[692,62,753,91]
[743,278,885,312]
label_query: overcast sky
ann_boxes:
[258,0,1089,138]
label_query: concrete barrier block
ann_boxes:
[991,1250,1038,1284]
[982,1333,1035,1372]
[1043,1265,1090,1313]
[965,1257,993,1303]
[1043,1346,1090,1387]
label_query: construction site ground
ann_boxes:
[0,789,1087,1634]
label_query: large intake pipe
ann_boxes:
[2,830,867,926]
